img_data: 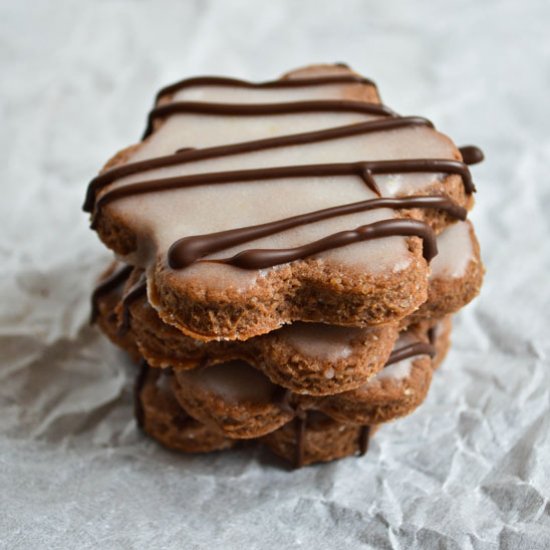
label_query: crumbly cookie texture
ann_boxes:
[95,263,400,395]
[171,322,449,438]
[261,415,379,467]
[92,214,479,394]
[92,262,141,362]
[119,316,450,442]
[87,63,485,468]
[86,63,479,340]
[137,365,234,454]
[137,362,379,467]
[408,220,484,323]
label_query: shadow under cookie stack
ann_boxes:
[86,64,484,468]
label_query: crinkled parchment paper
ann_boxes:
[1,1,549,548]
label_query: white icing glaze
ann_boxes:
[117,181,413,290]
[181,325,431,396]
[113,125,453,194]
[133,76,378,157]
[184,360,275,403]
[172,82,364,104]
[324,368,335,379]
[367,330,422,383]
[432,319,444,340]
[131,112,379,160]
[155,371,172,393]
[374,358,413,381]
[101,68,459,291]
[431,221,473,279]
[279,322,368,362]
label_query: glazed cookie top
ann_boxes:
[85,66,481,292]
[176,326,435,405]
[429,220,474,279]
[367,330,432,382]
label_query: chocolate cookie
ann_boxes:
[409,220,484,323]
[91,213,479,394]
[167,322,448,439]
[137,363,234,454]
[137,362,377,467]
[91,262,141,361]
[85,63,482,340]
[94,263,399,395]
[261,413,378,467]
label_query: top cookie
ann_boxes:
[85,64,482,340]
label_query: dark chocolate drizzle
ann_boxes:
[92,159,474,226]
[87,67,483,275]
[174,147,195,154]
[154,73,377,104]
[358,425,370,456]
[130,333,435,467]
[168,195,466,270]
[294,411,307,469]
[90,263,132,324]
[84,116,433,212]
[276,335,435,467]
[118,274,147,336]
[459,145,484,166]
[134,360,149,430]
[274,387,294,415]
[143,99,396,139]
[171,408,190,429]
[386,342,436,366]
[274,387,307,468]
[202,219,437,270]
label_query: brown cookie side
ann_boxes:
[138,365,233,453]
[92,262,141,362]
[409,221,484,323]
[139,374,379,467]
[261,412,379,467]
[168,324,444,439]
[89,63,475,341]
[172,361,294,439]
[95,263,401,396]
[150,244,429,340]
[319,356,433,425]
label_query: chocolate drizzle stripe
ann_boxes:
[385,342,436,366]
[204,218,437,270]
[92,159,474,226]
[134,360,149,430]
[459,145,484,166]
[294,413,306,469]
[168,195,465,270]
[274,387,294,415]
[142,100,396,139]
[86,68,483,279]
[359,425,370,456]
[154,74,378,103]
[84,116,433,212]
[90,263,132,324]
[118,274,147,336]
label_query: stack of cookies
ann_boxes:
[86,64,484,467]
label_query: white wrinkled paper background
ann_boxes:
[1,0,549,548]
